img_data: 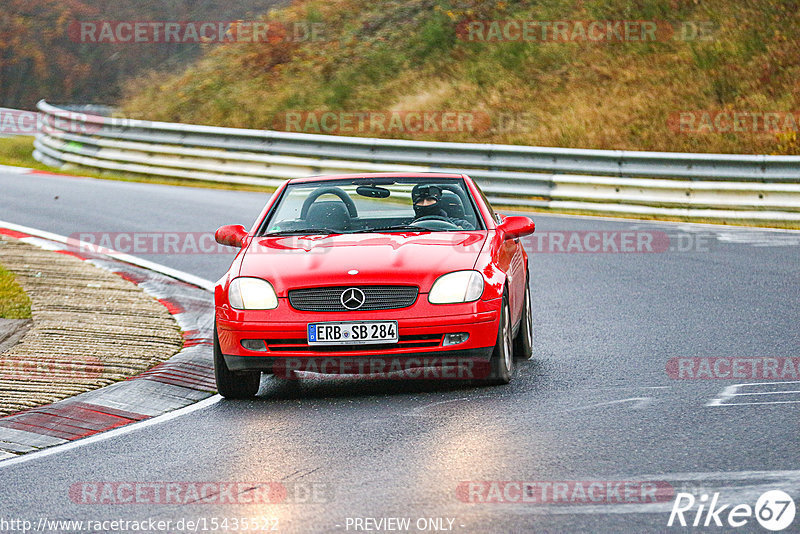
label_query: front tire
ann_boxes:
[214,321,261,399]
[487,294,514,385]
[513,280,533,360]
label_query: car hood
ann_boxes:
[239,232,487,294]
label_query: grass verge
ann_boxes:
[0,263,31,319]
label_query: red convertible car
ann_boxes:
[213,172,535,398]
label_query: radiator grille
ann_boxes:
[288,286,418,312]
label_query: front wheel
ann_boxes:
[487,295,514,385]
[513,281,533,360]
[214,321,261,399]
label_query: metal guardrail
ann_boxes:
[32,100,800,221]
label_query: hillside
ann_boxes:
[120,0,800,154]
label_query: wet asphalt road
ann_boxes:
[0,169,798,533]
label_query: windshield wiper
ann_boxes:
[263,228,340,236]
[349,225,425,234]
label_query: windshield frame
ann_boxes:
[255,176,487,236]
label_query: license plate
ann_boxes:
[307,321,398,346]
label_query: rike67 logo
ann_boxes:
[668,490,796,531]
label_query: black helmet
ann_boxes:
[411,184,444,218]
[411,184,443,204]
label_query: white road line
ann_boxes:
[730,390,800,396]
[707,384,746,407]
[707,381,800,406]
[0,164,33,174]
[713,400,800,406]
[0,395,222,470]
[736,380,800,389]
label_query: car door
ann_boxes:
[468,179,527,323]
[494,214,525,323]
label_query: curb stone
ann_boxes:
[0,226,215,460]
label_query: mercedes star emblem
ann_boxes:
[340,288,366,310]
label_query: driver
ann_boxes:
[411,184,447,219]
[411,184,470,228]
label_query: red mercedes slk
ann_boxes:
[213,172,535,398]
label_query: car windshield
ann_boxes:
[259,177,484,235]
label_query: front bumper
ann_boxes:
[216,298,500,370]
[223,347,495,379]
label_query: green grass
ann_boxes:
[0,136,43,169]
[0,264,31,319]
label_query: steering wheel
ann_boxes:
[411,216,459,230]
[300,187,358,219]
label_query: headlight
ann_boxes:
[228,277,278,310]
[428,270,484,304]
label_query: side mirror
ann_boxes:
[215,224,248,248]
[497,216,535,240]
